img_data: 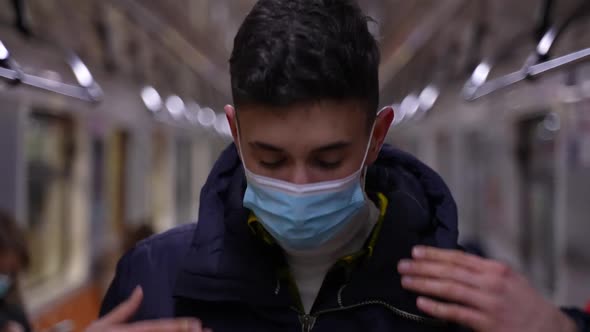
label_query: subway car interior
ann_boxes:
[0,0,589,331]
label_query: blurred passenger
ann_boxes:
[122,223,155,253]
[93,0,589,331]
[93,221,155,297]
[0,212,31,332]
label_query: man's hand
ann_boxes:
[87,287,212,332]
[397,246,577,332]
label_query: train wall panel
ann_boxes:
[0,97,26,223]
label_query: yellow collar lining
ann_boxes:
[247,192,388,261]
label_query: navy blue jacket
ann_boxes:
[100,144,589,331]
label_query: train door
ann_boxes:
[90,138,106,267]
[460,130,487,245]
[515,112,558,296]
[390,132,420,155]
[175,137,194,224]
[459,125,510,260]
[90,128,131,301]
[558,99,590,306]
[24,110,101,332]
[435,130,453,183]
[24,111,74,287]
[106,129,129,239]
[150,128,174,232]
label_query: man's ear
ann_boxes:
[224,104,239,145]
[366,106,394,165]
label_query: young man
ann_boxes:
[94,0,589,331]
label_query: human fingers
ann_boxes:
[411,246,508,274]
[401,275,497,311]
[115,318,205,332]
[100,286,144,325]
[398,259,484,290]
[416,296,491,331]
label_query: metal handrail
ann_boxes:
[463,1,590,101]
[0,40,103,103]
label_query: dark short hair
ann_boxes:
[230,0,380,123]
[0,212,30,269]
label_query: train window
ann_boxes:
[436,131,452,183]
[561,100,590,305]
[460,130,505,247]
[23,112,74,286]
[462,131,486,242]
[106,130,129,237]
[393,135,419,155]
[175,138,194,224]
[90,139,106,264]
[516,113,558,295]
[150,129,174,231]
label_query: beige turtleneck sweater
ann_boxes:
[282,199,380,313]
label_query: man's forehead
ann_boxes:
[249,139,353,153]
[236,100,369,129]
[239,98,366,113]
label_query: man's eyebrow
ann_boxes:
[312,141,352,153]
[249,141,284,152]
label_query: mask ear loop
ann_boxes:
[233,115,251,171]
[361,167,369,192]
[361,107,388,191]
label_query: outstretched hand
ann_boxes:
[86,287,212,332]
[398,246,577,332]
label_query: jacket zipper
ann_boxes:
[299,314,317,332]
[296,300,445,332]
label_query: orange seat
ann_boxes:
[32,283,102,332]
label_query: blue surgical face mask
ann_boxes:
[238,117,379,250]
[0,274,12,299]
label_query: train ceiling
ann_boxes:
[1,0,588,109]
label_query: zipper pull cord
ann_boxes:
[299,314,317,332]
[337,284,348,308]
